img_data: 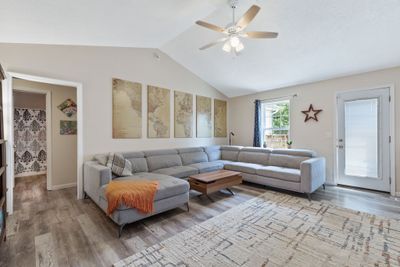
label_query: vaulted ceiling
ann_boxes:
[1,0,400,97]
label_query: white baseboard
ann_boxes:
[15,171,46,178]
[51,182,77,190]
[324,179,337,186]
[324,182,337,186]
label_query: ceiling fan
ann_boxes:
[196,0,278,54]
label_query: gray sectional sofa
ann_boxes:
[84,146,325,236]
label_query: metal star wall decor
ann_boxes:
[302,104,322,122]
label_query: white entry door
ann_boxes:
[337,88,391,192]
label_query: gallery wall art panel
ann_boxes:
[14,108,47,177]
[148,85,170,138]
[58,98,77,117]
[112,78,142,138]
[174,91,193,138]
[60,120,77,135]
[196,95,212,138]
[214,99,227,137]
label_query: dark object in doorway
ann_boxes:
[229,132,235,145]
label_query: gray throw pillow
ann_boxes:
[94,154,108,166]
[106,153,133,177]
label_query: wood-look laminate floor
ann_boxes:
[1,175,400,267]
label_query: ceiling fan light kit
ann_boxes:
[230,36,240,47]
[222,36,244,53]
[236,42,244,52]
[196,0,278,55]
[222,41,232,52]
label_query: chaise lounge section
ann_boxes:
[84,145,326,236]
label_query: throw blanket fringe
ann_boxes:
[105,180,159,215]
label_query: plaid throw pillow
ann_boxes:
[106,153,133,177]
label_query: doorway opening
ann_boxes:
[335,86,395,194]
[13,90,48,193]
[2,72,83,215]
[11,78,78,207]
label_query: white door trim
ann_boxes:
[3,72,84,214]
[333,84,395,196]
[13,88,52,191]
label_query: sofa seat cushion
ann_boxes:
[153,166,198,178]
[189,161,224,173]
[224,162,263,174]
[214,160,233,165]
[99,173,189,207]
[256,166,301,182]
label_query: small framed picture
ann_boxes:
[60,120,77,135]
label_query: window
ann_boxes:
[261,99,290,148]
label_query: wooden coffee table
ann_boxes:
[188,170,242,201]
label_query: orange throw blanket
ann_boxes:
[105,180,159,215]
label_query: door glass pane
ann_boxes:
[344,98,378,178]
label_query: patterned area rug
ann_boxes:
[114,191,400,267]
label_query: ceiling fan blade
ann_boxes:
[199,38,228,50]
[243,31,278,39]
[196,20,226,33]
[236,5,261,30]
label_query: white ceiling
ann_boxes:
[0,0,225,47]
[1,0,400,97]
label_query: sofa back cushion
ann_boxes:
[144,149,182,171]
[204,145,221,161]
[129,158,149,173]
[269,154,310,169]
[177,147,204,154]
[144,149,179,157]
[177,147,208,165]
[180,152,208,165]
[238,147,271,165]
[146,155,183,171]
[272,149,316,158]
[221,145,243,161]
[122,151,148,173]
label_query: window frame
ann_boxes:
[260,98,291,148]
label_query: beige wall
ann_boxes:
[229,67,400,191]
[13,79,77,188]
[13,90,46,109]
[0,44,228,166]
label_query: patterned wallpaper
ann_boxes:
[14,108,47,176]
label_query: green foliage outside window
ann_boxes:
[272,103,289,134]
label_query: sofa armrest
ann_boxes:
[83,161,112,201]
[300,157,326,193]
